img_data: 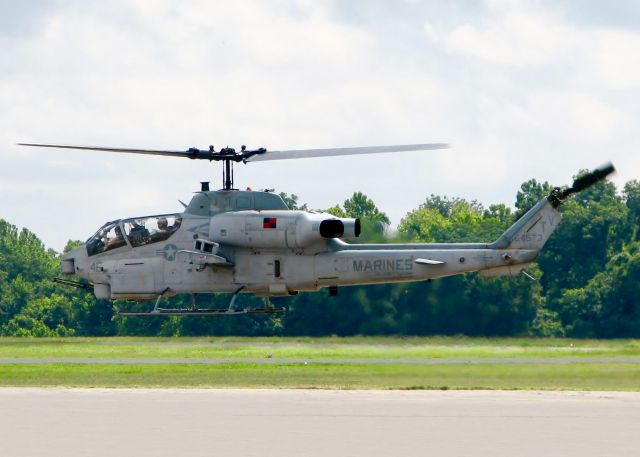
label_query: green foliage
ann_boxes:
[0,219,116,337]
[515,179,553,218]
[538,180,629,301]
[556,243,640,337]
[399,196,510,242]
[63,240,84,253]
[623,180,640,240]
[342,192,390,225]
[529,307,565,337]
[1,295,76,337]
[325,205,347,218]
[278,192,308,211]
[326,192,390,242]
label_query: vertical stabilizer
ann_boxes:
[493,199,561,251]
[493,162,615,252]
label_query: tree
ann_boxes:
[623,180,640,240]
[557,242,640,337]
[398,207,451,242]
[537,179,629,304]
[484,204,512,225]
[0,295,77,337]
[278,192,308,211]
[324,205,347,218]
[419,195,483,219]
[63,240,84,253]
[343,192,390,225]
[399,196,509,243]
[325,193,389,242]
[0,220,58,326]
[515,179,553,218]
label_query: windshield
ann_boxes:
[123,214,182,247]
[86,221,127,256]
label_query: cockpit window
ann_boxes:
[122,214,182,248]
[86,222,127,256]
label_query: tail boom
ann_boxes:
[320,196,562,285]
[314,247,538,287]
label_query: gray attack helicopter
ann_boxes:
[19,142,615,316]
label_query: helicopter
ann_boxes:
[19,142,615,316]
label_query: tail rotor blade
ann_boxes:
[569,162,616,194]
[548,161,616,207]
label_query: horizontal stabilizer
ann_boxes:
[415,258,445,265]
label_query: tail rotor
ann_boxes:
[548,162,616,207]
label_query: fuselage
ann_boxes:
[62,190,556,301]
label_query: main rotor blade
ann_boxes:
[18,142,451,162]
[246,143,449,162]
[17,143,203,159]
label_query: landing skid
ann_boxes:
[117,291,285,316]
[117,306,286,316]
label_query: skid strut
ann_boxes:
[117,307,286,316]
[117,288,286,316]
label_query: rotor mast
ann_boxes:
[190,145,267,190]
[224,157,233,190]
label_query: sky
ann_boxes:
[2,0,639,251]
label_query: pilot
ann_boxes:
[157,217,169,232]
[107,226,125,248]
[170,217,182,232]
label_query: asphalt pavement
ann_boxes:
[0,388,637,457]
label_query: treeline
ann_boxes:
[1,175,639,337]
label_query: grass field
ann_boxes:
[0,336,639,359]
[0,337,638,390]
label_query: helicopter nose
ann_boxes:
[61,245,87,275]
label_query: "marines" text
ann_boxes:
[353,258,413,273]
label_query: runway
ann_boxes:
[0,389,638,457]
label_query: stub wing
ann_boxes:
[415,258,445,265]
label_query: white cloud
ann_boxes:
[443,10,580,67]
[439,3,640,91]
[591,29,640,90]
[498,91,627,141]
[424,2,639,192]
[1,0,639,250]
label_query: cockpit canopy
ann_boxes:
[123,214,182,247]
[86,214,182,256]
